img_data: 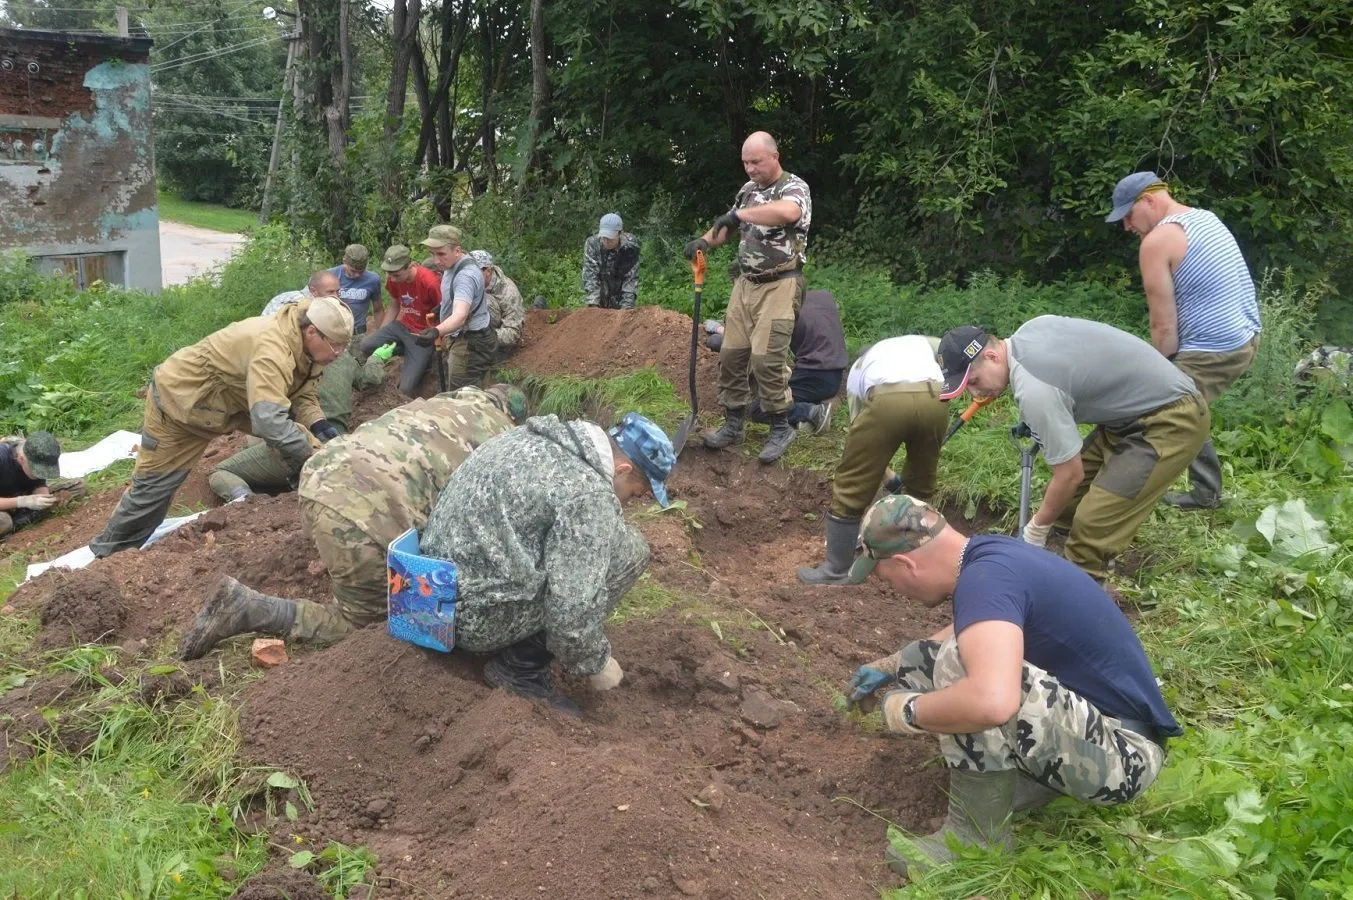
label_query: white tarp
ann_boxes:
[58,430,140,478]
[22,511,207,583]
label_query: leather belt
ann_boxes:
[865,381,940,400]
[740,267,802,285]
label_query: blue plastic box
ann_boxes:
[386,528,459,652]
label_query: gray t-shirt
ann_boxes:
[440,257,490,333]
[1007,316,1199,465]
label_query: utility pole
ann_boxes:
[115,6,129,36]
[259,31,299,224]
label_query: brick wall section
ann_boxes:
[1,34,148,117]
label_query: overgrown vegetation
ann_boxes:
[159,192,260,235]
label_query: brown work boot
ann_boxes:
[179,576,296,660]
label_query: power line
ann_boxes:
[152,0,262,56]
[150,32,281,73]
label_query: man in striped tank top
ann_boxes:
[1107,172,1261,510]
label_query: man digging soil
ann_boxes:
[179,385,527,657]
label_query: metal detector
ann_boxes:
[1011,422,1041,531]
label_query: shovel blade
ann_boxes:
[672,414,696,456]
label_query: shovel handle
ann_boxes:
[959,395,995,422]
[691,249,706,286]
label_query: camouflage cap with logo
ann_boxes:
[847,493,948,583]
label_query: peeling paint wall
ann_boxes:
[0,30,161,292]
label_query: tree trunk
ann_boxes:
[414,0,472,173]
[517,0,551,201]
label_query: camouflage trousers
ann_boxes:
[897,638,1165,805]
[292,495,390,643]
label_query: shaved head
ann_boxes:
[743,131,778,155]
[741,131,782,187]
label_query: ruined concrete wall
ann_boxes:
[0,31,162,292]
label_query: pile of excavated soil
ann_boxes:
[34,568,127,650]
[512,307,721,412]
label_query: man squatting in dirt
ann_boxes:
[704,288,847,434]
[469,250,526,360]
[418,410,677,715]
[356,244,444,397]
[180,385,529,657]
[937,317,1209,581]
[799,335,949,584]
[845,493,1181,877]
[685,130,812,464]
[419,225,499,390]
[582,212,640,309]
[89,297,355,558]
[0,431,69,538]
[208,285,396,502]
[1107,171,1261,511]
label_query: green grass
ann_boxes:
[157,191,259,235]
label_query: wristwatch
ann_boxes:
[903,695,919,728]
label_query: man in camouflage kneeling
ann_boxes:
[844,494,1181,878]
[179,385,527,658]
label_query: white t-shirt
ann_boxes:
[847,335,943,400]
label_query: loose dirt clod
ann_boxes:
[34,568,127,650]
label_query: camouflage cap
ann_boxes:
[22,431,61,480]
[608,412,676,507]
[485,383,529,425]
[469,249,495,269]
[343,243,370,268]
[421,224,463,249]
[381,244,412,272]
[847,494,947,583]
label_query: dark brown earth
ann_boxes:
[2,307,958,898]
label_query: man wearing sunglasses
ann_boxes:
[90,296,353,557]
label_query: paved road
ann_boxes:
[160,220,247,286]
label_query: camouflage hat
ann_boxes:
[381,245,412,272]
[22,431,61,480]
[847,494,947,583]
[307,296,355,346]
[469,249,495,269]
[485,383,528,425]
[608,412,676,507]
[421,224,463,249]
[343,243,370,268]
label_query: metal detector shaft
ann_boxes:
[1012,422,1040,532]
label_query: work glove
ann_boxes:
[703,319,722,335]
[310,419,340,443]
[15,493,57,511]
[883,472,905,494]
[1022,520,1053,548]
[710,210,741,239]
[881,690,926,735]
[588,656,624,691]
[846,649,902,705]
[683,237,709,260]
[372,342,396,363]
[415,326,440,347]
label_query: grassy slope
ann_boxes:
[158,191,259,235]
[0,235,1349,897]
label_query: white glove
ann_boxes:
[587,656,624,691]
[1022,520,1052,547]
[881,690,925,735]
[16,493,57,511]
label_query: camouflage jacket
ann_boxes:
[486,267,526,348]
[581,233,640,309]
[315,350,387,432]
[298,387,515,548]
[422,415,638,676]
[733,172,811,277]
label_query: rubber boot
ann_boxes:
[797,514,861,585]
[702,407,745,450]
[208,471,253,503]
[1013,773,1060,814]
[758,413,796,463]
[179,576,297,660]
[1164,439,1222,509]
[482,633,583,717]
[886,769,1016,878]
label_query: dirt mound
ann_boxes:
[231,858,330,900]
[34,569,128,650]
[514,307,721,411]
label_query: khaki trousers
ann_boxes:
[1057,395,1210,579]
[1172,336,1259,499]
[716,274,804,415]
[831,383,947,517]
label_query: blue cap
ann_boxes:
[1105,171,1166,223]
[598,213,623,239]
[608,412,675,507]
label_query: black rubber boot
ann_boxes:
[797,514,861,585]
[758,413,796,463]
[702,408,746,450]
[483,633,583,717]
[179,576,297,660]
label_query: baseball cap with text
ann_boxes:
[608,412,676,507]
[936,326,991,401]
[847,494,948,583]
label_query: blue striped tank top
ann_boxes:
[1159,209,1259,353]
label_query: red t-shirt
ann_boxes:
[386,265,443,331]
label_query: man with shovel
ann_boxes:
[936,317,1209,580]
[684,131,811,463]
[844,493,1180,877]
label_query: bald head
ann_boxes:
[741,131,782,187]
[308,270,340,298]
